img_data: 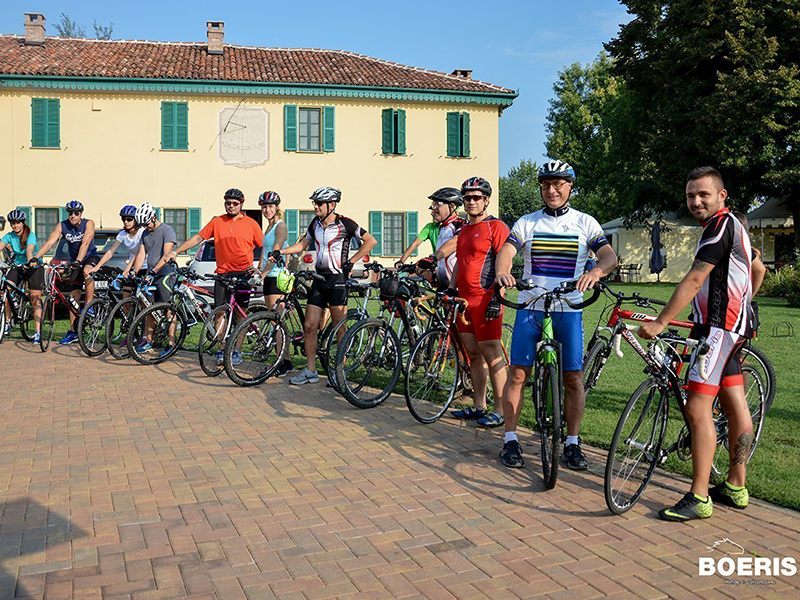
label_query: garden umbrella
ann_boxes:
[649,220,665,282]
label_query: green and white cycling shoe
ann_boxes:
[659,492,713,522]
[709,481,749,510]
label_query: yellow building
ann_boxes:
[0,14,516,260]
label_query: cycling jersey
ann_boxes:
[1,231,38,266]
[418,221,440,253]
[199,214,263,274]
[508,207,608,312]
[690,207,753,337]
[456,216,510,297]
[60,219,99,261]
[435,213,464,285]
[304,214,365,275]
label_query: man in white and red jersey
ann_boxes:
[640,166,755,522]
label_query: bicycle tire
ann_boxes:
[537,361,562,490]
[582,340,609,392]
[405,328,460,423]
[335,317,402,409]
[105,297,137,360]
[178,295,213,352]
[224,311,287,386]
[325,310,368,393]
[78,297,112,357]
[0,301,5,346]
[127,302,187,365]
[198,306,230,377]
[604,378,668,514]
[39,294,56,352]
[18,294,36,342]
[501,322,513,367]
[741,344,776,414]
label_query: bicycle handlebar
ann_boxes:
[495,281,601,311]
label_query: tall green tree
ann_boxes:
[499,159,539,225]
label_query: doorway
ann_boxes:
[244,209,263,228]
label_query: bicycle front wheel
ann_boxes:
[198,306,230,377]
[18,294,36,342]
[405,328,460,424]
[604,378,668,515]
[335,318,402,409]
[39,294,56,352]
[106,298,137,359]
[127,302,186,365]
[537,362,562,490]
[741,344,776,414]
[324,310,367,394]
[582,339,609,392]
[224,311,287,386]
[78,297,112,357]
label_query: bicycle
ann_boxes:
[76,267,125,357]
[0,261,36,344]
[496,280,601,489]
[39,262,86,352]
[104,275,158,360]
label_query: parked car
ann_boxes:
[51,229,130,270]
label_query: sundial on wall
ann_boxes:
[218,106,269,168]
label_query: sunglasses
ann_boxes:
[68,210,83,216]
[224,201,242,207]
[121,216,135,222]
[312,200,329,207]
[463,195,485,203]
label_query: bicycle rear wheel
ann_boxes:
[127,302,186,365]
[18,294,36,342]
[537,362,562,490]
[582,339,609,392]
[604,378,668,514]
[78,297,111,357]
[198,306,230,377]
[335,318,402,409]
[324,310,366,393]
[39,294,56,352]
[741,344,775,414]
[224,311,287,386]
[405,328,460,423]
[501,322,513,367]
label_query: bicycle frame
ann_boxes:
[43,265,82,318]
[0,269,33,323]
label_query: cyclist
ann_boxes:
[87,205,144,277]
[166,189,263,363]
[448,177,510,428]
[0,210,42,342]
[494,160,618,470]
[257,190,292,377]
[271,187,377,385]
[414,187,464,290]
[640,167,755,521]
[33,200,100,344]
[395,211,443,268]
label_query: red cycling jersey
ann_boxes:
[456,216,510,297]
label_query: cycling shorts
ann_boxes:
[456,292,504,342]
[307,274,348,309]
[510,309,584,371]
[59,256,101,292]
[213,271,252,309]
[7,266,44,292]
[263,276,282,297]
[687,324,746,395]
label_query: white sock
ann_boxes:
[504,432,518,443]
[566,435,579,446]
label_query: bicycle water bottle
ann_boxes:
[10,293,20,312]
[67,296,80,312]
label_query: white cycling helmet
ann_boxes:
[135,202,157,225]
[310,186,341,203]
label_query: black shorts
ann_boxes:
[153,272,176,304]
[60,255,101,292]
[307,274,348,309]
[213,272,253,309]
[8,265,44,292]
[263,276,282,297]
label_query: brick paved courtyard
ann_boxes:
[0,341,798,599]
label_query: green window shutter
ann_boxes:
[154,207,162,222]
[175,103,188,150]
[188,207,202,238]
[396,109,406,155]
[47,99,60,148]
[18,206,32,224]
[323,106,335,152]
[461,112,470,157]
[32,99,45,147]
[285,209,299,243]
[446,112,460,157]
[60,207,69,221]
[284,105,298,151]
[406,211,418,256]
[369,211,383,256]
[161,102,175,150]
[381,109,394,154]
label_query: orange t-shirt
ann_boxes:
[199,214,263,273]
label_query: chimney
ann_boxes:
[24,13,46,46]
[207,21,224,55]
[451,69,472,79]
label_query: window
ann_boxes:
[34,208,59,252]
[381,109,406,155]
[164,209,187,247]
[161,102,189,150]
[382,213,405,256]
[446,111,470,158]
[284,105,335,152]
[299,108,321,152]
[299,210,316,249]
[31,98,60,148]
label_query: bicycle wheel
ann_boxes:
[335,318,402,409]
[127,302,186,365]
[198,306,230,377]
[405,328,460,423]
[78,298,112,357]
[17,294,36,342]
[106,298,137,359]
[537,361,562,490]
[710,364,767,483]
[39,294,56,352]
[583,339,610,392]
[179,296,213,352]
[501,322,513,366]
[741,344,776,414]
[604,378,668,514]
[224,311,287,387]
[325,311,368,393]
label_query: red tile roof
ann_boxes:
[0,36,515,95]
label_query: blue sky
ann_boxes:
[1,0,631,175]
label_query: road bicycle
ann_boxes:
[76,267,125,357]
[0,261,36,345]
[39,263,86,352]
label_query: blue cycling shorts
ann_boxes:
[510,309,584,371]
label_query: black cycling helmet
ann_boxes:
[223,188,245,202]
[66,200,84,212]
[119,205,137,218]
[537,160,576,182]
[461,176,492,198]
[258,191,281,206]
[428,187,463,207]
[310,187,341,203]
[7,209,27,223]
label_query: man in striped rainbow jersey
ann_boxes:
[493,160,619,471]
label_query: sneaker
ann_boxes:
[450,406,487,420]
[500,440,525,468]
[119,336,128,347]
[216,350,224,365]
[709,481,749,510]
[32,332,40,345]
[562,441,589,470]
[59,331,79,345]
[290,368,320,385]
[85,306,96,318]
[2,322,10,336]
[231,350,243,366]
[477,412,505,428]
[659,492,714,522]
[159,346,173,358]
[137,341,154,354]
[275,360,293,378]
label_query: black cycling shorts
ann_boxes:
[263,276,282,297]
[8,265,44,292]
[307,274,348,309]
[213,272,252,309]
[59,255,101,292]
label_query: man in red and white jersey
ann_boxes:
[640,166,755,522]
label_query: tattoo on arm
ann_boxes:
[690,259,713,273]
[732,432,753,465]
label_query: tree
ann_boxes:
[93,21,114,40]
[499,159,539,226]
[53,12,114,40]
